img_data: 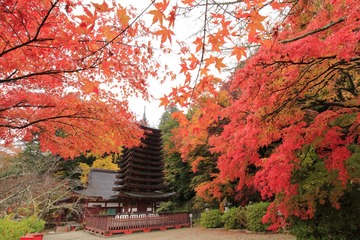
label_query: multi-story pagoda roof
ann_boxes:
[112,125,174,200]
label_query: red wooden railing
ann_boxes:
[85,213,191,236]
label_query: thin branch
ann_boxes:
[301,100,360,110]
[80,0,156,61]
[0,67,94,84]
[191,0,209,101]
[33,0,59,40]
[280,17,345,44]
[0,1,59,58]
[0,114,98,130]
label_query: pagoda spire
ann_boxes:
[141,106,148,126]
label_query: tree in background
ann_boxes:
[78,153,119,186]
[168,91,240,211]
[159,106,195,211]
[0,142,79,219]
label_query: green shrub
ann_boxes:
[221,207,247,229]
[157,201,175,212]
[0,215,45,240]
[289,188,360,240]
[245,202,270,232]
[200,209,223,228]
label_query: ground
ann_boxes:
[43,226,296,240]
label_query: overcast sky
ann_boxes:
[124,0,196,127]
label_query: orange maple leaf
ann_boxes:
[159,95,170,107]
[117,7,130,27]
[204,55,216,68]
[155,0,170,11]
[148,9,166,26]
[208,34,225,52]
[167,6,177,28]
[171,111,188,124]
[214,57,226,72]
[220,18,231,35]
[180,61,189,74]
[193,37,203,53]
[92,1,111,12]
[247,10,266,42]
[154,26,174,45]
[81,79,99,95]
[181,0,195,6]
[188,53,199,69]
[231,46,247,61]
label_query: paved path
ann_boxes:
[43,227,296,240]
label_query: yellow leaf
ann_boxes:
[102,25,116,40]
[117,7,130,26]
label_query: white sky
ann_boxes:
[124,0,196,127]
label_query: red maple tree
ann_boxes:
[160,0,360,229]
[0,0,167,158]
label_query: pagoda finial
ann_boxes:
[141,106,148,126]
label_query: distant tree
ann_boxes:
[159,107,195,210]
[0,142,80,219]
[78,153,119,186]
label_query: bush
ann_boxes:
[221,207,247,229]
[289,188,360,240]
[200,209,223,228]
[245,202,270,232]
[157,201,175,212]
[0,215,45,240]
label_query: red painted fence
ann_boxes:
[85,213,191,236]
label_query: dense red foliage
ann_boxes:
[165,0,360,229]
[0,0,166,158]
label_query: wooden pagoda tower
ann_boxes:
[112,125,174,213]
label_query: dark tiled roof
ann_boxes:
[119,191,175,200]
[76,168,118,200]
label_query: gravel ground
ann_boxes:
[43,227,296,240]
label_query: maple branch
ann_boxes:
[0,100,32,113]
[262,57,360,119]
[187,0,241,7]
[80,0,156,62]
[0,113,98,130]
[0,185,31,206]
[0,1,59,58]
[0,67,95,84]
[0,102,56,122]
[302,100,360,110]
[34,0,59,40]
[280,17,345,44]
[191,0,209,101]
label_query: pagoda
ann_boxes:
[112,125,174,213]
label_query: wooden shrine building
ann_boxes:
[75,168,121,217]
